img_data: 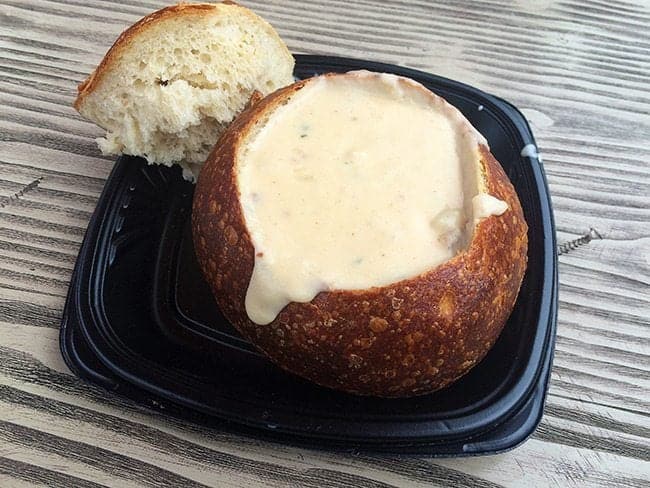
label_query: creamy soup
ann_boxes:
[237,72,508,325]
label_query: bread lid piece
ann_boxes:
[235,71,508,324]
[74,1,294,180]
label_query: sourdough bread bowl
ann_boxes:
[192,71,528,397]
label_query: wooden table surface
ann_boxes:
[1,0,649,486]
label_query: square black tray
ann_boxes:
[60,55,557,456]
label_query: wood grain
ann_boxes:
[1,0,649,486]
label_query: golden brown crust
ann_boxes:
[244,90,264,109]
[192,75,528,397]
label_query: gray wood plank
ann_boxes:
[1,0,649,487]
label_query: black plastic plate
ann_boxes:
[60,55,558,456]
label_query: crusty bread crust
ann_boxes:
[192,73,528,397]
[74,1,281,111]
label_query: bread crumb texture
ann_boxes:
[75,2,294,179]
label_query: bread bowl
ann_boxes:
[192,70,528,397]
[74,1,294,180]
